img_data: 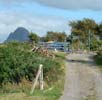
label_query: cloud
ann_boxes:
[0,11,69,42]
[33,0,102,10]
[2,0,102,10]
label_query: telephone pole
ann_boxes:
[88,30,91,51]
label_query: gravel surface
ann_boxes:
[60,53,102,100]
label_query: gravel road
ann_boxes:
[60,53,102,100]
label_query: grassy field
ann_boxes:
[0,51,66,100]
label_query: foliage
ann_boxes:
[90,39,102,51]
[69,18,97,37]
[69,18,102,50]
[0,43,65,100]
[29,33,39,43]
[94,47,102,68]
[98,23,102,39]
[0,42,65,89]
[66,35,72,43]
[45,31,67,42]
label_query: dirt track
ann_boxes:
[60,53,102,100]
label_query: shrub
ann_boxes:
[0,42,63,88]
[94,47,102,66]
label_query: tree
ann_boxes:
[45,31,57,41]
[29,33,39,43]
[57,32,67,42]
[69,18,97,42]
[98,23,102,39]
[66,35,72,43]
[69,18,98,49]
[45,31,67,42]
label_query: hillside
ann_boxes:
[5,27,29,42]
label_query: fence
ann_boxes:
[38,42,71,52]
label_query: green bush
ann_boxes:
[90,40,102,51]
[0,42,63,88]
[94,47,102,66]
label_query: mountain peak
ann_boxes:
[15,27,29,32]
[5,27,29,42]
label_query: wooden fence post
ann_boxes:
[30,64,43,94]
[39,65,43,90]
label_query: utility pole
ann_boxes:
[88,30,91,51]
[71,33,73,51]
[64,37,67,52]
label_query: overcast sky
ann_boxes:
[0,0,102,42]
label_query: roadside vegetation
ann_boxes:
[0,42,66,100]
[94,48,102,70]
[69,18,102,51]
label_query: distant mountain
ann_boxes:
[5,27,29,42]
